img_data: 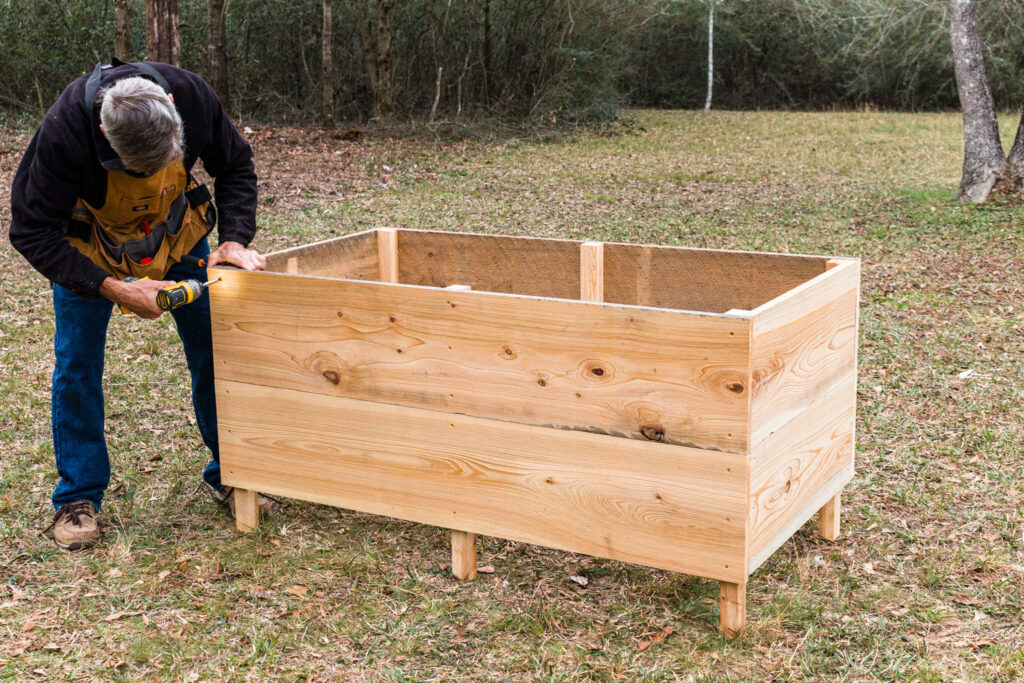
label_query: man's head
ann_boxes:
[98,76,183,176]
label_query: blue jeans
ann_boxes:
[51,239,220,511]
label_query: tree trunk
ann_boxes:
[115,0,132,61]
[949,0,1004,203]
[207,0,229,107]
[322,0,334,128]
[146,0,180,66]
[353,0,395,122]
[704,1,714,111]
[354,0,379,113]
[1005,112,1024,193]
[374,0,395,121]
[482,0,492,99]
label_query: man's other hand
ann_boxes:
[207,241,266,271]
[99,277,174,319]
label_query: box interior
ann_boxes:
[264,229,831,313]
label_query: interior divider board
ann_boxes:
[395,230,582,299]
[746,372,856,565]
[216,379,749,582]
[264,229,379,280]
[209,268,752,453]
[749,260,860,444]
[602,243,830,313]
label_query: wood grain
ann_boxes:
[451,531,478,580]
[209,268,751,452]
[580,242,604,302]
[603,243,829,313]
[719,581,746,636]
[749,259,860,445]
[818,494,841,541]
[396,230,581,299]
[233,488,259,532]
[264,229,378,279]
[377,228,398,283]
[216,379,749,582]
[747,374,856,566]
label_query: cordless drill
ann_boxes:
[118,254,220,314]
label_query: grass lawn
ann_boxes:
[1,109,1022,681]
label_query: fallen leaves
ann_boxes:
[103,610,143,622]
[285,585,308,598]
[637,626,674,652]
[569,574,589,587]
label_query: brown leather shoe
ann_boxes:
[51,501,100,550]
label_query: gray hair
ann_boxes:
[99,76,183,175]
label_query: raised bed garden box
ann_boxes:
[209,228,859,634]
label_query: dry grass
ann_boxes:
[1,110,1022,681]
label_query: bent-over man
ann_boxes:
[9,59,270,550]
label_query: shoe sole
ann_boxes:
[54,538,97,551]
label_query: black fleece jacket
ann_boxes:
[9,60,257,299]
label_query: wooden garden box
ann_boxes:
[209,228,859,634]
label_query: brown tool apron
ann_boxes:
[66,159,216,281]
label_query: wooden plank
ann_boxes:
[233,488,259,532]
[451,531,478,580]
[377,228,398,283]
[603,243,829,313]
[580,242,604,302]
[746,373,856,569]
[818,494,841,541]
[719,581,746,636]
[216,379,749,582]
[749,259,860,445]
[749,464,852,573]
[264,229,378,280]
[209,268,751,453]
[396,230,581,299]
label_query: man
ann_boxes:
[9,59,268,550]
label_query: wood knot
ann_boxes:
[545,477,554,484]
[321,369,341,385]
[537,377,547,387]
[501,345,518,360]
[640,424,665,442]
[582,360,612,382]
[388,315,396,323]
[726,382,745,394]
[785,480,792,493]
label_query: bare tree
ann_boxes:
[322,0,334,128]
[115,0,132,61]
[146,0,180,66]
[354,0,395,121]
[207,0,229,106]
[949,0,1004,202]
[705,0,716,111]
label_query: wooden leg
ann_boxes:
[818,493,841,541]
[234,488,259,533]
[719,581,746,637]
[451,530,477,580]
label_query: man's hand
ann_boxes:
[207,241,266,271]
[99,277,174,319]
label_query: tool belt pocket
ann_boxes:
[66,177,216,281]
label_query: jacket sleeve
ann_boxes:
[190,76,258,247]
[9,114,112,299]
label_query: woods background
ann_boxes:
[1,0,1023,124]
